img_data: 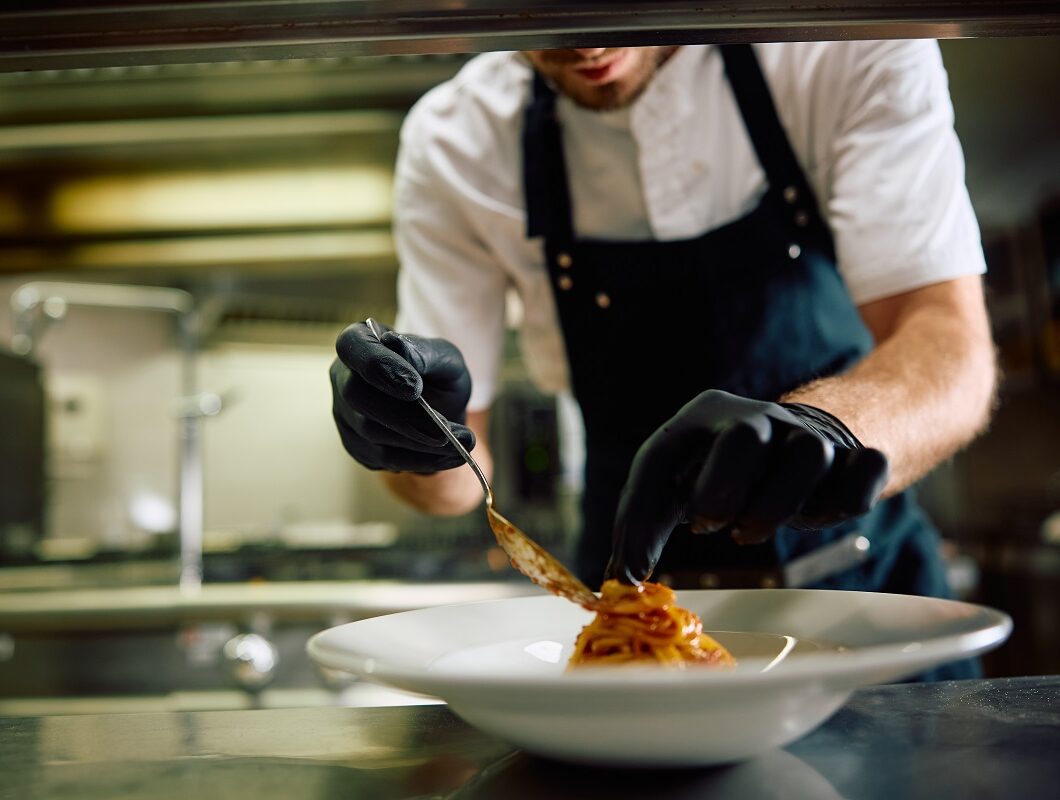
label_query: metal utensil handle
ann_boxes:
[364,318,492,504]
[416,396,492,503]
[782,531,871,588]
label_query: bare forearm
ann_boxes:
[380,454,491,515]
[378,409,492,516]
[782,277,996,494]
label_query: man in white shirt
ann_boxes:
[329,42,995,677]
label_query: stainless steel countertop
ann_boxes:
[2,676,1058,799]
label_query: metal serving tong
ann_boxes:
[366,318,600,610]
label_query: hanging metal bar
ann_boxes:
[2,1,1059,73]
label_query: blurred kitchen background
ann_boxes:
[0,37,1057,713]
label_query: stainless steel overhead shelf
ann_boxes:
[2,1,1060,73]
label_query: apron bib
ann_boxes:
[521,44,976,681]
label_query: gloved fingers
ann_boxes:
[380,331,468,386]
[335,321,423,402]
[607,497,684,585]
[831,447,889,515]
[730,428,834,545]
[334,410,471,473]
[334,362,451,448]
[378,446,470,474]
[686,414,772,535]
[379,331,473,421]
[351,413,475,453]
[799,446,889,527]
[608,485,689,585]
[608,427,711,584]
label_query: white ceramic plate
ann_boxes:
[308,589,1011,767]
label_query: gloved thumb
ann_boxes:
[335,321,423,402]
[607,428,707,584]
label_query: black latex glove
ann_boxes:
[607,389,889,584]
[330,320,474,473]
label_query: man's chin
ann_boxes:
[530,46,677,112]
[561,81,634,112]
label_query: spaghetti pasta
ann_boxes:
[568,580,735,669]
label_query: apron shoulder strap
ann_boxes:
[523,72,575,243]
[719,44,816,202]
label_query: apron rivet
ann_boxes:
[783,185,798,204]
[557,275,573,291]
[794,210,809,227]
[787,243,802,259]
[699,573,720,589]
[761,576,779,589]
[594,292,611,309]
[556,252,573,269]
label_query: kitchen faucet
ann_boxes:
[10,281,218,592]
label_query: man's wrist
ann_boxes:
[380,462,487,516]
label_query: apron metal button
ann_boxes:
[794,210,809,227]
[783,185,799,204]
[595,292,611,309]
[788,243,802,260]
[556,252,573,269]
[557,275,573,291]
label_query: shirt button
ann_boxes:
[783,186,799,204]
[595,292,611,309]
[788,243,802,260]
[557,275,573,291]
[794,210,810,227]
[556,252,573,269]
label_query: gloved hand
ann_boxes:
[330,320,474,473]
[607,389,889,583]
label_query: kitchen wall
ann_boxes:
[0,301,182,553]
[0,294,433,556]
[0,41,1055,654]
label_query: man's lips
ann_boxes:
[573,52,627,83]
[576,63,612,81]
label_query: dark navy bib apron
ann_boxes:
[522,44,977,681]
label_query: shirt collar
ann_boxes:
[549,46,707,138]
[629,45,705,139]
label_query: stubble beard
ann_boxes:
[535,47,678,112]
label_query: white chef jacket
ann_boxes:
[393,41,986,411]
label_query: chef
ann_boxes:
[329,42,995,678]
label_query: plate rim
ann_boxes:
[307,588,1012,693]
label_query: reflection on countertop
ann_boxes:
[2,677,1058,800]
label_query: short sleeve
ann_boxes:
[392,111,510,412]
[824,40,986,304]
